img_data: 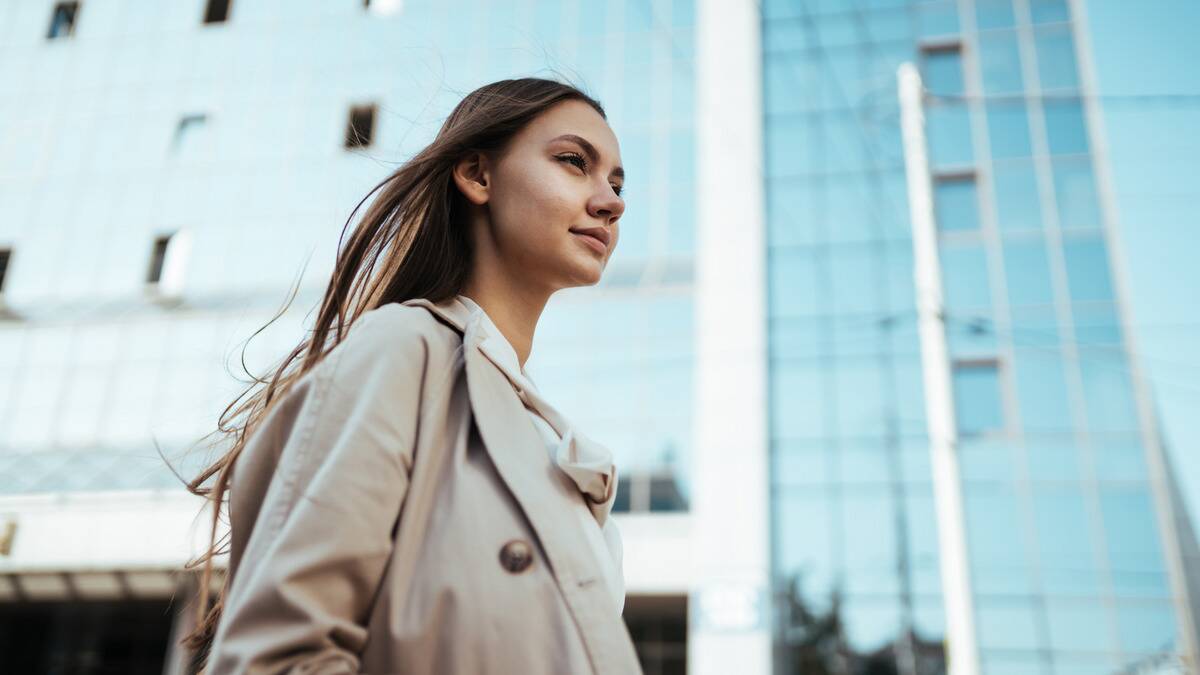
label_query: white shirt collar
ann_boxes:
[455,294,536,388]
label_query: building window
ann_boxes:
[147,235,170,284]
[0,248,10,295]
[203,0,231,24]
[933,170,980,232]
[47,2,80,40]
[952,359,1006,437]
[1043,98,1090,156]
[145,230,191,299]
[979,30,1024,95]
[171,114,208,154]
[1035,24,1079,91]
[344,104,377,149]
[992,159,1042,231]
[987,101,1033,158]
[624,595,688,675]
[612,469,689,513]
[920,41,964,98]
[921,41,972,169]
[940,242,992,310]
[649,475,689,512]
[0,599,174,674]
[1062,235,1115,303]
[364,0,404,15]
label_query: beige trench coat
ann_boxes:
[206,297,643,674]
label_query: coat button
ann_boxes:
[498,539,534,573]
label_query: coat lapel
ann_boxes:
[400,297,640,674]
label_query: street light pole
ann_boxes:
[897,61,981,675]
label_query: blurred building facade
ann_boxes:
[0,0,1194,674]
[763,0,1199,673]
[0,1,695,672]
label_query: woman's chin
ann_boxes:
[563,259,605,288]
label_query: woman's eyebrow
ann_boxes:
[550,134,625,180]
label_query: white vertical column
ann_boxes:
[897,62,981,675]
[691,0,770,673]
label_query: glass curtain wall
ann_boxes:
[764,1,1185,673]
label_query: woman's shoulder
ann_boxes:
[323,301,463,378]
[353,301,458,342]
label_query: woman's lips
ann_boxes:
[573,231,607,255]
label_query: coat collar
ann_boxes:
[398,296,638,674]
[399,296,616,523]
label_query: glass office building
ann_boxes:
[0,1,694,673]
[764,0,1198,673]
[0,0,1197,673]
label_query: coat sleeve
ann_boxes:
[207,308,430,675]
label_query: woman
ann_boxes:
[179,77,641,674]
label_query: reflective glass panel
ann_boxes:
[1003,236,1055,306]
[1100,488,1170,598]
[941,243,992,310]
[1062,236,1114,302]
[976,599,1042,652]
[923,47,964,96]
[928,104,974,168]
[917,1,960,38]
[769,247,823,317]
[1053,158,1101,230]
[1035,25,1080,91]
[1116,601,1177,655]
[992,160,1043,231]
[935,176,980,231]
[1035,487,1103,595]
[965,484,1034,595]
[975,0,1016,30]
[1044,99,1090,155]
[980,30,1024,94]
[1077,349,1139,434]
[987,102,1032,158]
[953,361,1004,436]
[1014,347,1073,434]
[1030,0,1071,24]
[1045,600,1111,653]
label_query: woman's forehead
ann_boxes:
[531,101,621,157]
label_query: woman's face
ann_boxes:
[457,99,625,292]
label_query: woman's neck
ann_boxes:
[458,280,549,371]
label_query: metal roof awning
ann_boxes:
[0,488,229,603]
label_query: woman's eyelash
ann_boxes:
[559,152,588,170]
[558,153,624,197]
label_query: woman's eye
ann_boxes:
[559,153,587,170]
[560,153,622,197]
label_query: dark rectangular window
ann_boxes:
[146,235,171,284]
[203,0,231,24]
[0,599,172,675]
[953,359,1006,436]
[649,475,688,512]
[172,113,207,153]
[0,248,10,293]
[345,104,377,148]
[47,2,79,39]
[934,170,980,232]
[612,475,631,513]
[920,41,964,98]
[623,596,688,675]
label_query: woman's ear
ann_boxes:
[452,151,491,206]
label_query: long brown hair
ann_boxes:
[175,77,606,670]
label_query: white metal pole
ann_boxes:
[897,61,981,675]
